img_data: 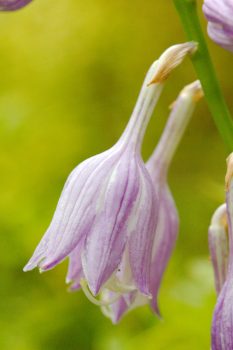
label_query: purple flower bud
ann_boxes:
[24,42,196,319]
[211,153,233,349]
[100,80,203,322]
[0,0,32,11]
[203,0,233,52]
[208,204,228,295]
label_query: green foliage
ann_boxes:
[0,0,230,349]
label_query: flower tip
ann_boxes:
[148,41,198,85]
[181,80,204,102]
[225,153,233,190]
[151,300,162,319]
[23,263,32,272]
[169,80,203,110]
[23,261,36,272]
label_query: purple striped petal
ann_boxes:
[24,148,121,272]
[128,162,158,297]
[82,150,141,295]
[66,239,84,291]
[149,185,178,314]
[211,154,233,349]
[203,0,233,51]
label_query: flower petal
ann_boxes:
[82,153,140,295]
[149,186,178,314]
[128,163,158,296]
[208,203,228,294]
[24,148,120,271]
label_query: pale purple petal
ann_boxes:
[0,0,32,10]
[128,162,158,297]
[66,240,84,291]
[82,150,140,295]
[149,185,179,314]
[203,0,233,51]
[24,148,121,272]
[211,155,233,349]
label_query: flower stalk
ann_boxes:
[173,0,233,150]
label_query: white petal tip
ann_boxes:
[23,262,35,272]
[170,80,203,109]
[180,80,204,102]
[65,277,72,284]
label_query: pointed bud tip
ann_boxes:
[23,262,35,272]
[225,153,233,190]
[181,80,204,102]
[169,80,203,110]
[148,41,198,85]
[210,203,227,229]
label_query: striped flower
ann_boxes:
[24,42,196,321]
[102,80,203,322]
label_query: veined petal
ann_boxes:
[212,283,228,350]
[211,154,233,349]
[66,240,84,291]
[82,151,140,295]
[120,42,197,151]
[146,80,203,177]
[208,22,233,52]
[203,0,233,51]
[149,186,179,314]
[128,162,158,296]
[24,148,121,272]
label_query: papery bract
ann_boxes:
[24,42,196,321]
[0,0,32,11]
[203,0,233,52]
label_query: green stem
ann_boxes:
[173,0,233,150]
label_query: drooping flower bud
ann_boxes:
[24,42,196,320]
[208,204,228,295]
[101,80,203,322]
[211,153,233,349]
[0,0,32,11]
[203,0,233,52]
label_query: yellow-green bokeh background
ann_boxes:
[0,0,232,349]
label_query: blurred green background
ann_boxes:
[0,0,232,349]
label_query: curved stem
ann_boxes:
[173,0,233,150]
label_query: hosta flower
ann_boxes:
[24,42,196,319]
[211,153,233,349]
[101,80,203,322]
[0,0,32,11]
[208,203,228,295]
[203,0,233,52]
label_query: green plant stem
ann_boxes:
[173,0,233,150]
